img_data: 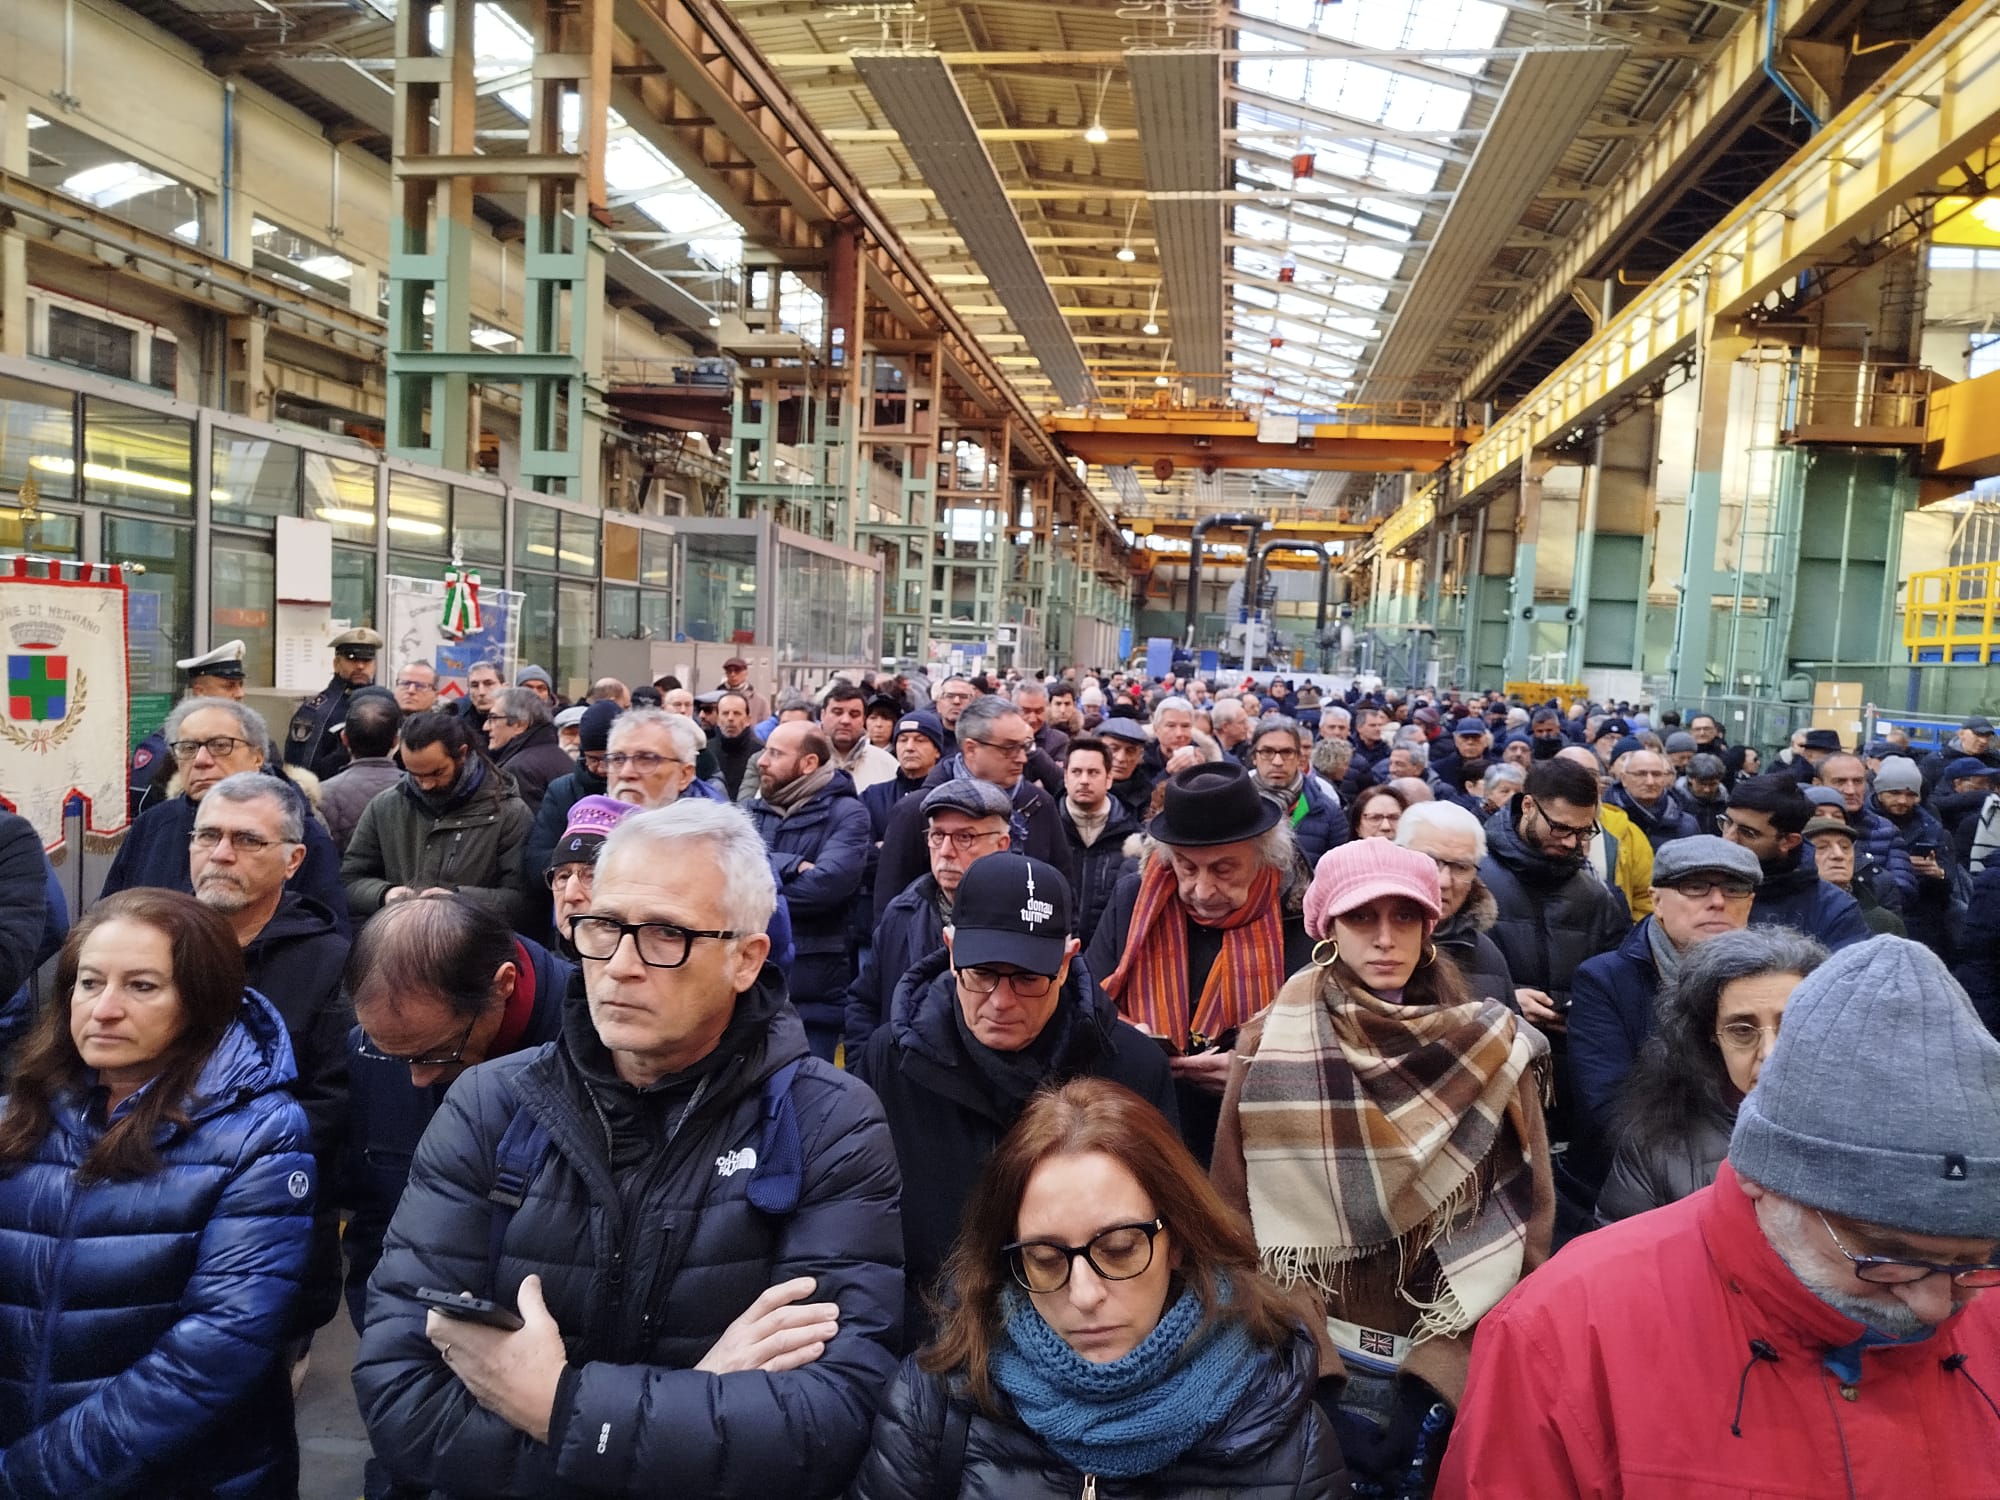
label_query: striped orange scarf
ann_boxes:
[1100,861,1286,1051]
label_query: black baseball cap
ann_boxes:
[949,853,1072,975]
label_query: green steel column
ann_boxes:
[1670,319,1753,700]
[1503,459,1551,682]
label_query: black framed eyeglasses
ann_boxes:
[968,737,1033,759]
[1004,1219,1164,1293]
[190,827,292,854]
[1528,800,1599,845]
[356,1014,478,1068]
[569,914,739,969]
[1818,1212,2000,1288]
[956,967,1057,998]
[171,735,255,762]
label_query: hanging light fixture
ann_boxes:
[1084,69,1112,144]
[1115,201,1139,263]
[1142,284,1161,337]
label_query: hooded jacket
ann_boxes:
[1477,801,1630,1006]
[490,722,577,818]
[352,969,904,1499]
[102,784,352,935]
[1437,1163,2000,1499]
[0,993,315,1499]
[1432,878,1516,1011]
[849,1328,1344,1500]
[341,758,537,930]
[1747,858,1871,951]
[861,948,1178,1342]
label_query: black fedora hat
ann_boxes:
[1147,761,1282,847]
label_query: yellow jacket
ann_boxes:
[1595,802,1654,921]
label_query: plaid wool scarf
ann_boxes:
[1100,861,1286,1051]
[1237,965,1543,1348]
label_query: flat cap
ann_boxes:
[1651,834,1761,888]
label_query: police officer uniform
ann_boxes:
[129,640,247,820]
[285,628,383,784]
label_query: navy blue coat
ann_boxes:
[748,771,874,961]
[0,813,61,1060]
[875,762,1076,922]
[862,948,1178,1345]
[0,994,315,1498]
[1955,862,2000,1034]
[101,786,352,936]
[1845,803,1916,906]
[352,972,904,1499]
[1873,794,1958,956]
[1747,861,1870,950]
[844,875,946,1070]
[1286,774,1350,870]
[341,934,573,1327]
[862,772,928,840]
[849,1328,1344,1500]
[1567,919,1664,1162]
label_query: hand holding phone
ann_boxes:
[415,1286,525,1332]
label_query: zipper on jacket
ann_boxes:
[1081,1475,1096,1500]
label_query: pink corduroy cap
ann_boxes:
[1303,839,1442,939]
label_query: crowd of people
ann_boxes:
[0,650,1997,1499]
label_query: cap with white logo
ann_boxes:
[948,852,1072,976]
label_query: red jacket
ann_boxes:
[1438,1162,2000,1499]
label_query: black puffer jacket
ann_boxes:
[353,971,904,1499]
[491,722,577,817]
[1595,1103,1734,1223]
[848,1327,1345,1500]
[861,947,1177,1343]
[1477,800,1629,1006]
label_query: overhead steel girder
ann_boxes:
[1453,0,1819,399]
[1378,0,2000,543]
[609,0,1118,539]
[1047,413,1477,473]
[1359,45,1629,396]
[1129,49,1228,401]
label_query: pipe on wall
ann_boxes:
[1183,512,1265,651]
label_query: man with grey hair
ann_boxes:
[1246,714,1348,868]
[1210,698,1253,762]
[872,692,1073,920]
[1146,694,1203,782]
[1398,800,1515,1010]
[1484,759,1527,813]
[190,769,352,1342]
[486,686,575,817]
[1443,936,2000,1497]
[606,708,707,810]
[1087,762,1314,1163]
[355,802,904,1498]
[1319,704,1352,743]
[102,693,350,927]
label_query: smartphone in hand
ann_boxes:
[415,1287,525,1332]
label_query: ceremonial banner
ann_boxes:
[383,574,521,702]
[0,559,132,848]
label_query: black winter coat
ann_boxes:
[1955,862,2000,1035]
[353,972,904,1500]
[490,722,576,818]
[747,771,875,960]
[1061,802,1143,950]
[875,764,1075,922]
[848,1329,1346,1500]
[1432,879,1515,1010]
[1873,794,1958,956]
[845,876,948,1069]
[1595,1104,1734,1223]
[1746,860,1870,950]
[1566,917,1664,1187]
[1477,802,1629,1006]
[861,948,1178,1344]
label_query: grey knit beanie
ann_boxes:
[1730,936,2000,1237]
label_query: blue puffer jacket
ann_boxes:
[0,993,315,1499]
[1844,803,1916,907]
[848,1325,1345,1500]
[1285,774,1350,870]
[747,770,874,959]
[352,970,904,1499]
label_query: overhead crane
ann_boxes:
[1044,404,1481,475]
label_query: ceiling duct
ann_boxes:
[1128,49,1225,401]
[852,50,1096,407]
[1360,45,1628,397]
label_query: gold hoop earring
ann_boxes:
[1419,942,1437,969]
[1311,938,1340,968]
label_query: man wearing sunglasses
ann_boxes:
[861,852,1175,1345]
[355,802,903,1498]
[1444,936,2000,1498]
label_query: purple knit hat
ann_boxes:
[550,794,635,866]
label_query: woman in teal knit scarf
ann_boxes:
[848,1078,1346,1498]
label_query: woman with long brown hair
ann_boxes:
[1211,839,1554,1494]
[0,888,316,1497]
[850,1078,1344,1498]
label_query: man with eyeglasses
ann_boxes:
[1721,776,1871,951]
[1247,715,1349,870]
[354,802,902,1498]
[930,675,977,749]
[1396,801,1516,1011]
[871,694,1074,923]
[485,686,575,819]
[861,852,1175,1343]
[1568,836,1763,1191]
[845,779,1014,1068]
[1608,745,1698,850]
[188,769,352,1359]
[748,720,874,1061]
[102,693,352,929]
[129,638,248,818]
[392,661,439,716]
[1442,936,2000,1498]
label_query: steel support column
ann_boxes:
[1671,319,1754,698]
[1504,458,1554,683]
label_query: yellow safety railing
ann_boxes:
[1903,562,2000,664]
[1504,681,1591,710]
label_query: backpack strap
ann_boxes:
[746,1059,804,1215]
[930,1397,972,1500]
[485,1107,550,1296]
